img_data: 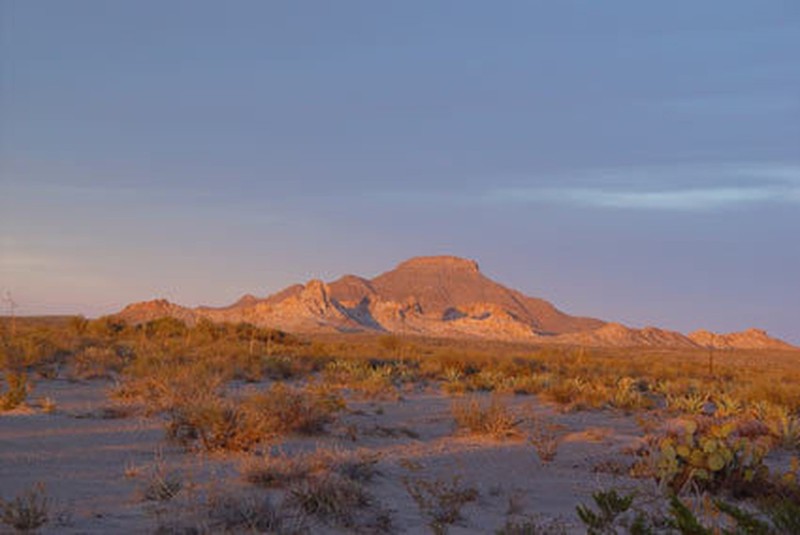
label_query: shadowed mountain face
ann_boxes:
[116,256,796,349]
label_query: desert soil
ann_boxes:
[1,378,659,534]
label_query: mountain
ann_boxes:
[688,329,797,351]
[115,255,797,350]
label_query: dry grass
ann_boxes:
[403,474,479,534]
[286,473,372,528]
[243,448,380,489]
[451,395,521,438]
[165,383,344,452]
[0,483,49,533]
[527,413,561,464]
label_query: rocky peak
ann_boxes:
[233,294,259,307]
[394,256,480,273]
[298,279,333,315]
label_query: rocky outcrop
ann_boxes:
[117,299,198,325]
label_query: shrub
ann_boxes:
[528,414,561,464]
[323,359,399,399]
[243,450,330,488]
[403,475,478,534]
[452,396,520,438]
[166,397,257,452]
[206,492,283,533]
[72,346,127,379]
[1,372,29,411]
[245,382,345,437]
[141,463,182,502]
[286,474,371,527]
[167,383,344,452]
[0,483,49,533]
[243,448,380,489]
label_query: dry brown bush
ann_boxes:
[452,395,521,438]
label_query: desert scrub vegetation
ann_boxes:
[166,382,345,452]
[621,414,800,531]
[576,487,800,535]
[152,488,301,534]
[403,474,479,534]
[0,483,50,533]
[527,413,562,464]
[285,473,374,528]
[322,358,402,399]
[632,415,775,496]
[452,395,521,438]
[5,315,800,415]
[1,371,29,411]
[240,448,388,531]
[243,448,380,489]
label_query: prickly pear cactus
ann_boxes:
[655,417,769,493]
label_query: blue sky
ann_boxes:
[1,1,799,343]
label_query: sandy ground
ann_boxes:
[1,379,660,534]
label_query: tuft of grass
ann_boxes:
[206,492,284,533]
[403,475,478,534]
[452,395,520,439]
[1,372,29,411]
[0,483,49,533]
[286,474,372,527]
[243,451,327,488]
[243,448,380,489]
[527,413,561,464]
[39,396,56,414]
[140,460,182,503]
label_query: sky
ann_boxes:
[1,1,799,343]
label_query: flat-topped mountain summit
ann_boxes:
[116,256,796,350]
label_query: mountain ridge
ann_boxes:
[115,255,797,350]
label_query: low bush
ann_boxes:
[286,473,372,528]
[403,474,478,534]
[0,371,29,411]
[206,492,283,533]
[167,383,345,452]
[72,346,128,379]
[452,395,520,438]
[0,483,49,533]
[243,448,380,489]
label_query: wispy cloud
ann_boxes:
[654,93,799,116]
[485,163,800,211]
[488,186,790,210]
